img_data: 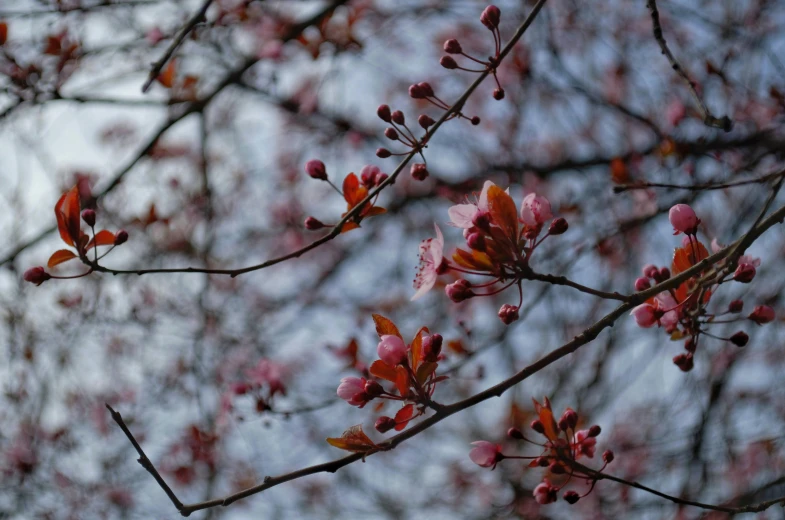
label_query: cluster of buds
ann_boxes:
[412,180,565,325]
[24,185,128,286]
[337,315,447,433]
[469,398,613,505]
[440,5,506,100]
[302,160,388,232]
[630,203,776,371]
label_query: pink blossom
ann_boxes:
[734,263,756,283]
[469,440,501,468]
[337,377,367,406]
[520,193,553,227]
[630,304,657,328]
[533,479,558,504]
[572,429,597,458]
[447,180,495,228]
[377,335,407,366]
[412,224,444,300]
[246,359,287,396]
[668,204,699,234]
[655,292,680,332]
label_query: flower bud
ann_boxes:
[684,337,696,353]
[558,408,578,431]
[391,110,405,125]
[410,163,429,181]
[467,232,486,252]
[602,450,615,463]
[444,39,462,54]
[734,263,756,283]
[375,416,396,433]
[563,490,580,504]
[480,5,501,30]
[642,264,658,278]
[305,159,327,180]
[446,279,473,302]
[418,82,435,97]
[530,419,545,434]
[408,84,425,99]
[669,203,700,235]
[587,425,601,437]
[634,277,651,292]
[440,56,458,69]
[81,209,96,227]
[498,304,519,325]
[376,148,392,158]
[749,305,775,325]
[364,380,384,397]
[507,427,524,440]
[376,173,388,185]
[728,299,744,313]
[548,217,568,235]
[729,331,749,347]
[114,229,129,245]
[422,333,443,362]
[418,114,435,129]
[23,266,51,286]
[492,88,505,100]
[673,353,694,372]
[470,116,481,126]
[472,210,491,232]
[630,304,657,328]
[377,104,392,122]
[384,128,399,140]
[360,165,381,188]
[377,334,408,366]
[304,217,325,230]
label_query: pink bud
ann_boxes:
[492,88,505,100]
[507,427,524,440]
[642,264,658,278]
[497,304,519,325]
[418,114,435,129]
[384,128,399,140]
[669,203,699,235]
[630,304,657,328]
[530,419,545,434]
[673,353,694,372]
[375,416,396,433]
[305,159,327,180]
[587,425,601,437]
[469,441,501,468]
[377,334,407,366]
[410,163,429,181]
[336,377,368,407]
[23,266,51,286]
[733,263,756,283]
[114,230,128,245]
[391,110,405,125]
[81,209,96,227]
[480,5,501,30]
[360,165,382,188]
[446,279,473,302]
[304,217,325,230]
[444,39,462,54]
[728,299,744,313]
[440,56,458,69]
[422,333,442,362]
[520,193,553,227]
[376,148,391,158]
[467,232,486,252]
[749,305,775,325]
[558,408,578,431]
[634,277,651,292]
[418,82,435,97]
[548,218,568,235]
[408,84,425,99]
[377,104,392,122]
[653,267,670,282]
[729,331,749,347]
[533,479,557,505]
[602,449,615,463]
[563,490,580,504]
[470,116,481,126]
[364,380,384,397]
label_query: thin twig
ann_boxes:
[646,0,732,131]
[613,169,785,193]
[141,0,215,93]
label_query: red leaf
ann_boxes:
[86,230,116,250]
[47,249,77,268]
[415,362,438,386]
[340,221,360,234]
[326,425,378,453]
[395,366,410,397]
[486,185,518,240]
[0,22,8,46]
[533,398,559,441]
[363,206,386,217]
[157,59,177,88]
[409,326,429,371]
[394,404,414,431]
[369,360,398,383]
[55,187,81,247]
[372,314,402,340]
[342,173,368,209]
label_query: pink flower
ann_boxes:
[655,292,680,332]
[304,159,327,180]
[734,263,756,283]
[533,479,558,504]
[572,429,597,459]
[630,304,657,328]
[469,440,501,468]
[377,335,407,366]
[246,359,287,396]
[337,377,368,406]
[520,193,552,227]
[412,224,445,300]
[668,204,699,235]
[447,180,495,228]
[749,305,775,325]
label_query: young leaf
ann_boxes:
[369,359,398,383]
[395,365,410,397]
[157,59,177,88]
[326,425,378,453]
[47,249,77,268]
[393,404,414,431]
[415,361,438,386]
[343,173,368,209]
[372,314,402,340]
[533,398,559,441]
[486,184,518,240]
[86,230,116,250]
[409,326,429,371]
[340,221,360,234]
[55,186,81,247]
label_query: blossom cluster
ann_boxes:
[469,398,613,505]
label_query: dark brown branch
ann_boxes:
[646,0,732,131]
[141,0,215,93]
[527,271,629,301]
[613,169,785,193]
